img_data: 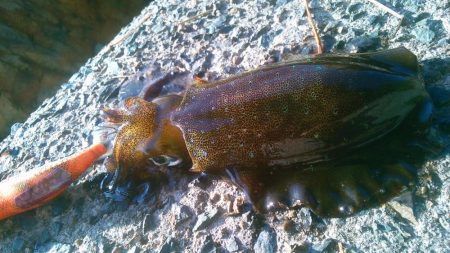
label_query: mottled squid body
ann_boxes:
[172,47,428,173]
[104,47,432,216]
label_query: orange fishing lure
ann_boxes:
[0,143,107,220]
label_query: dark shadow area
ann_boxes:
[423,57,450,131]
[0,0,150,140]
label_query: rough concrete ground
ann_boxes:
[0,0,449,252]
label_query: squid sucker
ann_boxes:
[0,47,433,220]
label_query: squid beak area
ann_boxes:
[99,167,160,204]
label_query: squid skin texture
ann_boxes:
[107,47,431,216]
[172,47,428,173]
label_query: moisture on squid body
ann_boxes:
[105,47,433,217]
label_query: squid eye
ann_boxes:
[149,155,182,167]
